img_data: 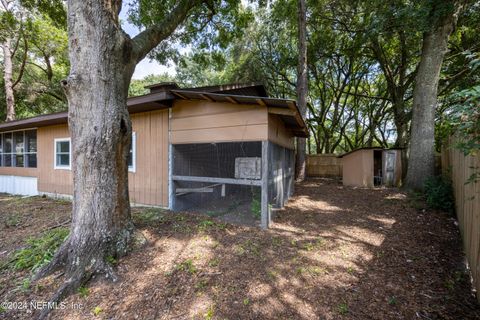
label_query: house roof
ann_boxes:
[338,147,403,158]
[0,83,307,136]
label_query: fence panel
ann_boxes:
[306,154,342,177]
[442,139,480,302]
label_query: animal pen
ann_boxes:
[170,141,295,228]
[167,86,308,228]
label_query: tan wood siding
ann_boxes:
[170,100,268,144]
[268,114,294,149]
[37,125,73,195]
[0,167,37,177]
[128,110,169,206]
[37,110,169,207]
[342,149,374,187]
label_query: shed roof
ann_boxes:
[0,83,307,136]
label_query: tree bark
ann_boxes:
[295,0,308,181]
[405,1,463,190]
[2,38,16,121]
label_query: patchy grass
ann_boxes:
[5,227,69,273]
[338,301,349,315]
[3,213,21,228]
[175,259,197,275]
[78,286,89,298]
[133,208,166,224]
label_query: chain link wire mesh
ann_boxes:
[171,141,294,227]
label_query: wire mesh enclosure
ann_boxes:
[171,141,295,228]
[172,142,262,226]
[268,143,295,209]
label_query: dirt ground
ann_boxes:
[1,178,479,319]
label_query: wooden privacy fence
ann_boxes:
[442,141,480,302]
[306,154,342,177]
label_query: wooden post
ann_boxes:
[261,141,270,229]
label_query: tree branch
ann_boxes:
[12,33,28,89]
[131,0,204,63]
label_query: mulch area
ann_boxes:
[0,178,479,319]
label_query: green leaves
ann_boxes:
[449,85,480,155]
[20,0,66,28]
[126,0,253,64]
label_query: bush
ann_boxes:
[424,175,455,213]
[12,227,69,272]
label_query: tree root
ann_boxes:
[34,257,120,320]
[36,269,92,320]
[33,239,69,281]
[32,226,134,319]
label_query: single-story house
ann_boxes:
[339,147,402,188]
[0,82,307,228]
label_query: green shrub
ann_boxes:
[424,175,455,213]
[12,227,69,272]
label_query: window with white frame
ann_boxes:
[0,130,37,168]
[54,138,71,169]
[127,132,136,172]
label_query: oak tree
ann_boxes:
[33,1,245,317]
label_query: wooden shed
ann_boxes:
[339,148,402,188]
[0,82,307,228]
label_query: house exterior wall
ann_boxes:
[37,124,73,195]
[129,110,169,206]
[36,109,169,207]
[0,166,37,177]
[170,100,269,144]
[342,149,374,187]
[268,114,295,150]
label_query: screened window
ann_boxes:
[127,132,136,172]
[14,132,24,167]
[0,130,37,168]
[54,138,71,169]
[25,130,37,168]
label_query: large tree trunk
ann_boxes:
[405,1,463,190]
[33,2,201,317]
[295,0,308,181]
[34,1,136,315]
[2,38,16,121]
